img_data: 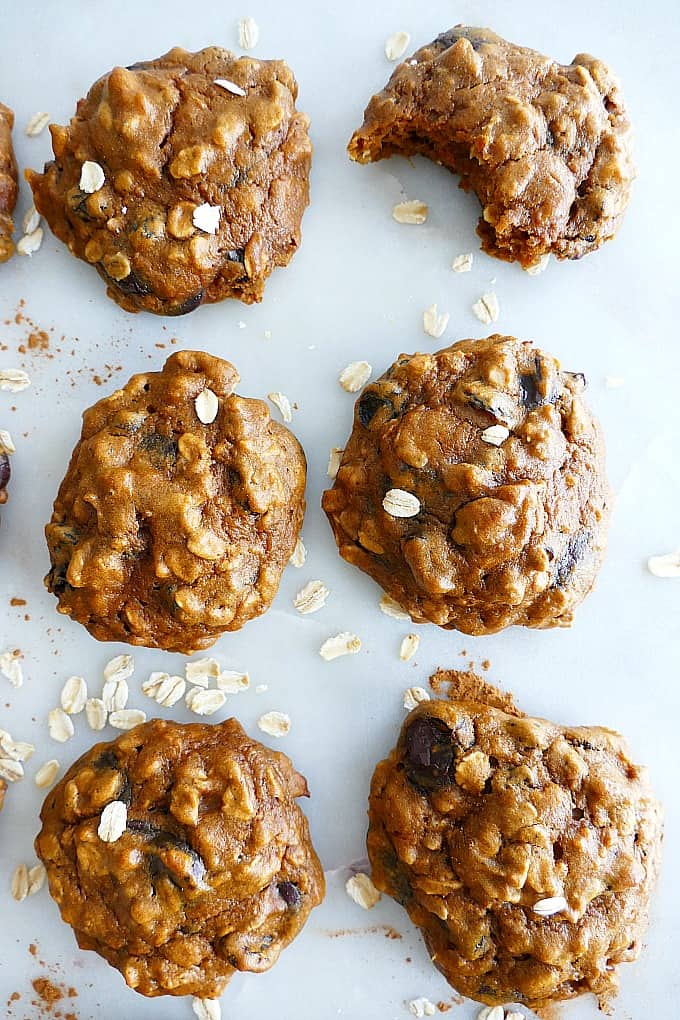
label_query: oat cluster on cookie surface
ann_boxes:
[349,27,634,267]
[323,335,610,635]
[0,102,18,263]
[27,47,312,314]
[45,350,306,653]
[36,718,325,998]
[368,674,663,1009]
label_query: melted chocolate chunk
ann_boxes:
[166,289,205,316]
[107,267,151,297]
[553,529,591,588]
[435,27,486,51]
[278,881,302,909]
[519,356,544,410]
[140,432,178,467]
[357,391,395,428]
[404,716,457,791]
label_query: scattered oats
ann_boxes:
[481,424,510,446]
[214,78,247,97]
[408,998,436,1018]
[327,447,344,479]
[477,1008,506,1020]
[403,686,430,710]
[194,388,219,425]
[60,675,87,714]
[0,369,31,393]
[48,708,74,743]
[255,684,268,694]
[605,375,625,389]
[17,228,44,256]
[217,670,250,694]
[647,551,680,578]
[79,160,105,193]
[392,199,428,224]
[379,594,411,621]
[289,536,306,568]
[294,579,330,615]
[385,30,411,61]
[0,429,15,454]
[102,677,129,712]
[143,672,186,707]
[238,15,259,49]
[22,205,41,235]
[104,654,134,683]
[186,658,221,687]
[193,203,221,235]
[319,632,361,661]
[0,758,23,782]
[525,253,551,275]
[0,651,23,687]
[192,998,221,1020]
[423,303,449,339]
[98,800,127,843]
[35,759,60,789]
[25,111,50,136]
[452,252,474,273]
[533,895,568,917]
[27,863,46,896]
[339,360,372,393]
[399,634,420,662]
[109,708,146,730]
[257,711,291,737]
[11,863,29,902]
[0,734,34,761]
[185,688,226,716]
[506,1014,525,1020]
[263,329,272,339]
[383,488,420,518]
[345,873,380,910]
[268,391,292,422]
[86,698,107,731]
[472,292,500,324]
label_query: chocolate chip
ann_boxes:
[277,881,302,909]
[519,355,544,410]
[435,27,486,51]
[565,370,587,391]
[140,432,178,467]
[226,248,246,263]
[404,716,456,791]
[0,453,10,505]
[357,391,394,428]
[166,289,205,316]
[93,749,119,771]
[105,267,151,297]
[553,529,590,588]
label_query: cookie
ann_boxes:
[0,102,18,263]
[27,47,312,314]
[348,27,634,268]
[36,717,324,998]
[45,350,305,653]
[368,672,663,1010]
[0,444,10,514]
[322,335,609,634]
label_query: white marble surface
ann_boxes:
[0,1,678,1017]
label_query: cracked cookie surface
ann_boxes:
[27,47,311,313]
[368,672,663,1009]
[322,335,609,634]
[36,717,325,998]
[349,26,634,267]
[45,350,306,653]
[0,102,18,263]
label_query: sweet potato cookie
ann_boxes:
[0,102,18,263]
[322,336,609,634]
[368,673,663,1009]
[349,27,634,268]
[45,350,306,653]
[36,717,324,998]
[27,47,312,314]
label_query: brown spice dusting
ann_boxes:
[28,330,50,351]
[429,668,521,716]
[324,924,402,939]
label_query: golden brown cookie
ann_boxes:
[349,27,634,268]
[45,350,305,653]
[322,335,609,634]
[0,102,18,263]
[368,673,663,1010]
[27,47,312,314]
[36,717,325,998]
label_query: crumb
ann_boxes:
[482,659,491,671]
[10,597,26,606]
[436,1004,452,1014]
[429,668,520,716]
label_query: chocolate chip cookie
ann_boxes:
[368,671,663,1010]
[349,27,634,268]
[27,47,312,314]
[322,335,609,634]
[36,717,324,998]
[45,350,306,653]
[0,102,18,263]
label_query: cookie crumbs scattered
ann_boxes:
[429,668,521,716]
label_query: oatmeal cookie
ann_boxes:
[27,47,311,314]
[348,27,634,267]
[0,102,18,263]
[36,717,324,998]
[45,350,305,653]
[368,673,663,1009]
[322,335,609,634]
